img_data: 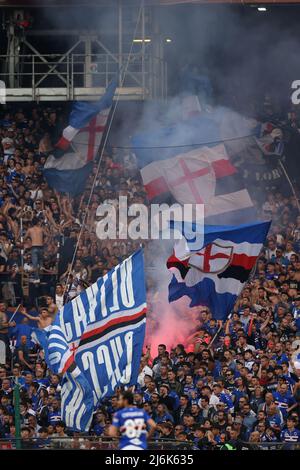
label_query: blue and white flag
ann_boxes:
[43,79,117,195]
[167,221,271,320]
[33,250,147,432]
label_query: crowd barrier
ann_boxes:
[0,437,300,450]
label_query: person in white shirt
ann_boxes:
[236,335,256,353]
[240,307,252,329]
[1,129,15,161]
[244,350,255,370]
[265,239,277,260]
[29,181,43,201]
[199,385,220,410]
[55,284,65,310]
[137,356,153,387]
[284,241,296,261]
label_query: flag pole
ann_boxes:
[9,304,21,324]
[13,377,21,450]
[279,159,300,213]
[208,324,223,348]
[62,4,145,299]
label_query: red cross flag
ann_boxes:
[164,154,214,204]
[44,79,117,195]
[188,243,233,273]
[140,143,253,222]
[72,111,108,162]
[142,144,231,203]
[44,111,109,185]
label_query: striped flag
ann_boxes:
[43,79,117,196]
[167,221,271,320]
[33,250,147,432]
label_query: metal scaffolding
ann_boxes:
[0,2,167,102]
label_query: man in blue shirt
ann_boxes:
[273,383,297,419]
[183,374,196,396]
[212,383,234,413]
[34,364,50,389]
[36,427,51,449]
[266,402,284,434]
[280,417,300,445]
[272,343,289,365]
[10,318,33,348]
[292,297,300,333]
[109,391,156,450]
[48,398,61,425]
[154,403,174,424]
[91,411,106,436]
[271,248,289,268]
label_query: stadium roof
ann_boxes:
[159,0,300,3]
[1,0,300,5]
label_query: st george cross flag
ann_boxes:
[140,143,253,222]
[43,78,117,196]
[33,250,147,432]
[133,104,287,223]
[132,114,255,225]
[167,221,271,320]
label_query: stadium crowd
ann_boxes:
[0,103,300,450]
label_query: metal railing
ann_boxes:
[0,436,193,450]
[0,52,167,101]
[0,437,300,450]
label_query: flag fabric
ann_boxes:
[32,250,147,432]
[219,110,285,188]
[254,122,284,157]
[167,221,271,320]
[140,143,253,222]
[133,114,255,224]
[43,79,117,195]
[133,107,285,223]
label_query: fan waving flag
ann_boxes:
[33,250,147,432]
[167,221,271,320]
[43,78,117,196]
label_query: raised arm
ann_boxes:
[247,314,254,337]
[225,319,231,336]
[19,307,39,322]
[260,312,272,332]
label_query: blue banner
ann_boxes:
[34,250,147,432]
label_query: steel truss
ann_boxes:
[0,2,167,102]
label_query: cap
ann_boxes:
[160,383,170,390]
